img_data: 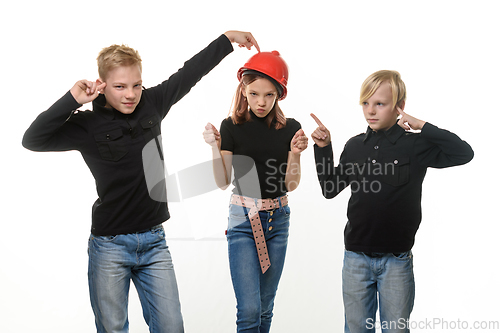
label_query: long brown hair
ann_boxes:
[230,74,286,129]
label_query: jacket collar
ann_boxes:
[363,121,405,144]
[92,94,115,120]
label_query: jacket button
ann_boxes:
[394,160,399,164]
[374,145,379,150]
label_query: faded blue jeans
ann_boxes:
[88,224,183,333]
[342,250,415,333]
[226,198,290,333]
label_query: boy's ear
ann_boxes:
[398,101,406,111]
[396,101,406,114]
[96,78,106,93]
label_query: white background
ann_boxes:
[1,0,498,332]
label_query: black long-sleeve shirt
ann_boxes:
[314,121,474,253]
[22,34,233,236]
[220,111,301,199]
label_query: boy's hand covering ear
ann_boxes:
[397,107,426,131]
[70,80,106,105]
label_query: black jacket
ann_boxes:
[22,34,233,236]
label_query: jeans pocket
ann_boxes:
[151,225,166,240]
[228,204,249,231]
[391,251,412,260]
[229,204,249,218]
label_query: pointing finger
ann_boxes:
[310,113,325,128]
[247,33,260,52]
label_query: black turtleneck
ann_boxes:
[314,121,474,253]
[219,110,301,199]
[22,34,234,236]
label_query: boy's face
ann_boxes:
[362,81,399,132]
[99,64,142,114]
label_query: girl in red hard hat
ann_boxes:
[204,51,308,332]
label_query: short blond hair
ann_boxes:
[360,70,406,108]
[97,44,142,80]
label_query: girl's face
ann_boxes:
[242,77,278,118]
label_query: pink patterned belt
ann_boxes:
[230,194,289,274]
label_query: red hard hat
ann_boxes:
[237,51,289,100]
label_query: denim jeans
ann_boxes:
[88,224,183,333]
[226,198,290,333]
[342,250,415,333]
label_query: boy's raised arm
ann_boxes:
[150,31,259,119]
[397,108,474,167]
[22,84,91,152]
[311,113,350,199]
[417,122,474,167]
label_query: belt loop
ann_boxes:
[278,196,283,212]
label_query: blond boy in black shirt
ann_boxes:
[312,70,473,333]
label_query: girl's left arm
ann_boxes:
[285,129,308,192]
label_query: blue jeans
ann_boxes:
[342,250,415,333]
[88,224,183,333]
[226,199,290,333]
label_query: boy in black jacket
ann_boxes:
[22,30,259,333]
[311,70,473,333]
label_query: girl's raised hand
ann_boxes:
[70,80,106,105]
[310,113,331,147]
[291,129,308,155]
[203,123,221,150]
